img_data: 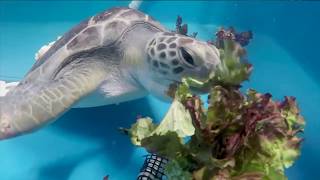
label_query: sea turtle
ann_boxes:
[0,7,220,140]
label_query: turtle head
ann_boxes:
[143,32,221,100]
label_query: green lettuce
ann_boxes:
[124,40,305,180]
[165,159,193,180]
[127,99,195,145]
[127,117,156,146]
[153,99,195,138]
[209,40,252,87]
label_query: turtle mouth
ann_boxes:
[165,78,210,95]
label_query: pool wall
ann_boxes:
[0,1,319,180]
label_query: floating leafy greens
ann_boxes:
[124,39,305,180]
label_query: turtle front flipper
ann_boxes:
[0,59,108,140]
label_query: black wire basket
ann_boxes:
[137,154,168,180]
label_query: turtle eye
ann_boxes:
[180,47,195,66]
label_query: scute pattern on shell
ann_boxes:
[103,21,127,44]
[67,27,101,50]
[120,8,145,19]
[28,7,166,74]
[93,7,128,23]
[30,19,89,71]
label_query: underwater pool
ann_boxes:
[0,1,320,179]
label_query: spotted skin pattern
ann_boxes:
[146,32,195,76]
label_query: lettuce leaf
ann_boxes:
[210,40,252,87]
[128,99,195,144]
[153,99,195,138]
[128,117,156,146]
[165,159,193,180]
[141,131,185,159]
[125,39,304,180]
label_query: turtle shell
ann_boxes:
[29,7,166,72]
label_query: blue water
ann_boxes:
[0,1,320,180]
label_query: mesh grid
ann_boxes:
[137,154,168,180]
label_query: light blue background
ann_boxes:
[0,1,319,179]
